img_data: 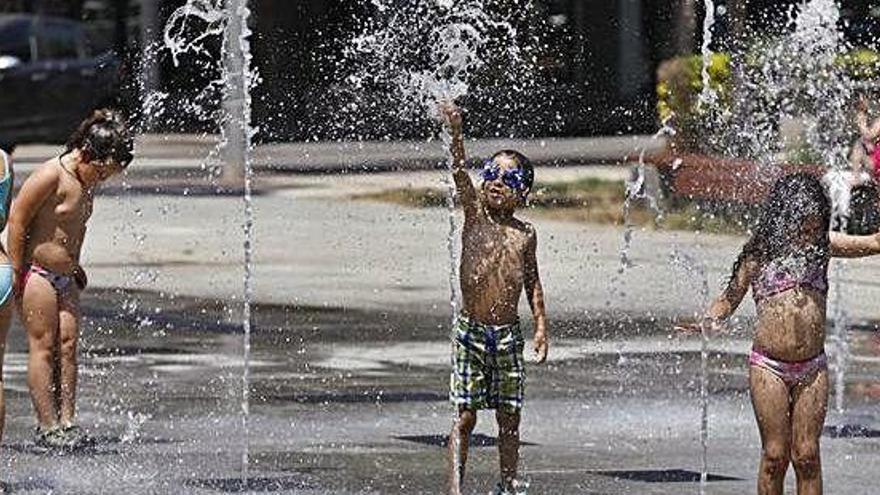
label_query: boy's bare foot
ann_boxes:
[494,479,528,495]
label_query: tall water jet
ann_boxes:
[221,0,258,483]
[698,0,717,109]
[162,0,259,484]
[670,249,711,494]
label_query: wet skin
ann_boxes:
[698,227,880,495]
[7,149,123,431]
[440,103,547,495]
[0,151,13,452]
[458,155,536,326]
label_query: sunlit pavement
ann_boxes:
[0,168,878,493]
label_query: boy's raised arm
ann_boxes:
[524,229,548,363]
[440,103,478,218]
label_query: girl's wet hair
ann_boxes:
[491,149,534,191]
[66,109,133,168]
[730,172,830,279]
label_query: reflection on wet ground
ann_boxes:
[0,289,877,493]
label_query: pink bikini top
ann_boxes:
[751,254,828,303]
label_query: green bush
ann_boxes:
[837,49,880,80]
[656,49,880,153]
[656,53,732,151]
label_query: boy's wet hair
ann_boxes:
[728,172,830,280]
[491,149,534,192]
[66,109,134,168]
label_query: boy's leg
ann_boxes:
[496,409,520,492]
[448,408,477,495]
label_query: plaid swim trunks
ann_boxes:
[449,316,525,413]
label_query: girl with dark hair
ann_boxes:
[680,172,880,495]
[7,109,132,450]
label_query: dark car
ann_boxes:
[0,14,120,149]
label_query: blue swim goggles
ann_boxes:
[479,160,528,193]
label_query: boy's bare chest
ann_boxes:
[461,222,527,264]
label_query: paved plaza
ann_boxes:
[0,154,879,493]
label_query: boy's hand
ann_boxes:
[533,330,548,364]
[438,101,462,130]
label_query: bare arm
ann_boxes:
[8,164,58,287]
[440,103,478,219]
[677,255,754,334]
[524,229,548,363]
[830,231,880,258]
[705,257,753,322]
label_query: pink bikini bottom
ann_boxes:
[749,348,827,387]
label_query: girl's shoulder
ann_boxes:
[24,158,62,190]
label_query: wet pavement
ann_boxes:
[0,291,877,494]
[1,169,879,493]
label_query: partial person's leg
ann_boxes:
[496,409,520,491]
[21,274,60,429]
[448,408,477,495]
[791,369,828,495]
[0,295,13,442]
[750,365,794,495]
[58,291,80,427]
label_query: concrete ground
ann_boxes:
[0,149,879,493]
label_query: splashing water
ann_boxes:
[709,0,855,168]
[695,0,856,415]
[341,0,544,137]
[618,120,674,272]
[669,249,711,494]
[347,2,545,491]
[698,0,717,109]
[162,0,260,485]
[223,0,259,483]
[830,261,850,414]
[163,0,226,67]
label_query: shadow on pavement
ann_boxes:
[593,469,741,483]
[395,433,537,448]
[823,424,880,438]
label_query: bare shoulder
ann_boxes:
[510,217,537,244]
[24,159,61,189]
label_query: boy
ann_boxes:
[441,103,548,495]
